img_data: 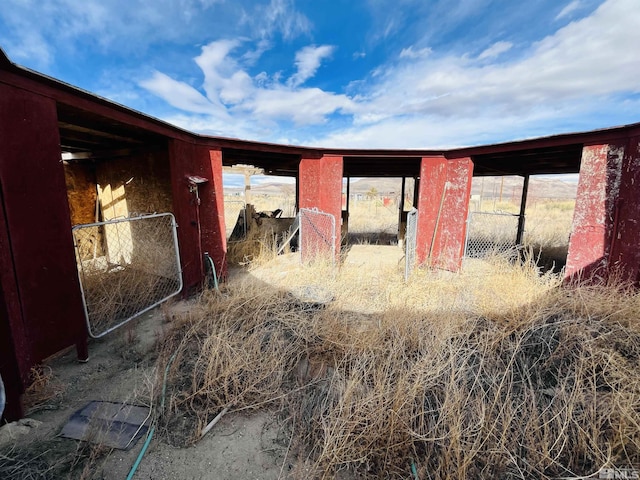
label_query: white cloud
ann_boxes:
[141,40,353,128]
[399,46,432,59]
[350,0,640,125]
[556,0,582,20]
[0,0,305,68]
[477,41,513,60]
[251,0,312,40]
[131,0,640,149]
[244,87,353,124]
[139,71,228,118]
[288,45,334,87]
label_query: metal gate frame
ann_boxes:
[405,208,418,280]
[73,213,182,338]
[299,208,336,264]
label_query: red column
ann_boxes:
[606,136,640,284]
[416,156,473,271]
[0,84,87,419]
[565,142,626,281]
[169,141,227,292]
[299,155,343,258]
[200,149,227,279]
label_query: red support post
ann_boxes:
[169,141,227,293]
[605,136,640,284]
[299,155,343,258]
[565,142,627,282]
[200,149,227,279]
[416,156,473,271]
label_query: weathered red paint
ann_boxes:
[169,140,226,292]
[0,84,87,420]
[201,149,227,279]
[299,155,343,258]
[416,156,473,271]
[607,136,640,283]
[565,142,627,281]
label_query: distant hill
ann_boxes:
[224,175,577,200]
[471,176,577,200]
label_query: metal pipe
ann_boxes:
[516,175,530,245]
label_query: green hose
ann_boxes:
[125,426,155,480]
[204,252,219,291]
[127,351,178,479]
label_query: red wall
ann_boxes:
[416,156,473,271]
[0,84,87,419]
[299,155,343,258]
[610,136,640,283]
[565,142,627,281]
[168,140,226,292]
[567,138,640,283]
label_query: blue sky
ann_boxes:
[1,0,639,149]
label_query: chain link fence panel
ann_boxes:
[72,213,182,338]
[299,208,336,264]
[464,211,520,259]
[224,200,246,239]
[405,208,418,280]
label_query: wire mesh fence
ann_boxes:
[299,208,336,264]
[224,200,246,239]
[72,213,182,338]
[464,211,520,259]
[405,208,418,280]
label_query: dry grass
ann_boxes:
[22,366,65,414]
[156,253,640,479]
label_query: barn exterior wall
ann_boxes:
[416,156,473,271]
[0,83,87,420]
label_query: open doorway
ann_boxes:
[222,165,297,263]
[465,174,577,272]
[342,177,416,246]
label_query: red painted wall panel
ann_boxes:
[0,84,87,419]
[0,187,29,421]
[169,140,226,292]
[416,156,472,271]
[201,149,227,278]
[299,155,343,258]
[609,136,640,283]
[565,142,626,281]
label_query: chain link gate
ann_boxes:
[299,208,336,264]
[405,208,418,280]
[72,213,182,338]
[464,211,520,259]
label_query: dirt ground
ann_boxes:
[0,300,298,479]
